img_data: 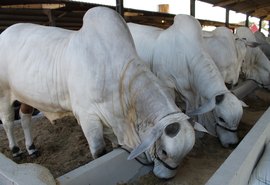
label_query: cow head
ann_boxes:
[188,91,243,147]
[128,112,195,179]
[212,93,243,147]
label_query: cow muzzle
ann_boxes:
[153,158,178,179]
[216,124,239,148]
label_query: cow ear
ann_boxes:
[193,121,208,132]
[193,121,216,137]
[127,127,162,160]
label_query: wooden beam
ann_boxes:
[252,7,270,18]
[0,3,65,9]
[214,0,247,7]
[0,14,47,21]
[214,0,237,7]
[240,3,270,14]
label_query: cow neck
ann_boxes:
[242,48,270,88]
[119,59,179,135]
[189,53,228,102]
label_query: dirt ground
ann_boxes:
[0,88,269,184]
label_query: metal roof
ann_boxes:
[198,0,270,20]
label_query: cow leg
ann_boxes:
[78,113,106,159]
[0,104,23,158]
[20,104,39,157]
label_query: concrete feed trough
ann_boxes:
[206,107,270,185]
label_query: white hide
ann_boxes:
[203,27,246,87]
[236,27,270,89]
[0,7,195,179]
[128,15,243,147]
[254,31,270,59]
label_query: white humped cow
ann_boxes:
[128,14,244,147]
[0,7,196,179]
[236,27,270,89]
[203,27,247,89]
[254,31,270,60]
[202,27,261,91]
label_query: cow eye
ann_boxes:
[215,94,225,104]
[165,122,180,137]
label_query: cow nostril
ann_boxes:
[219,117,225,123]
[165,122,180,137]
[162,150,167,157]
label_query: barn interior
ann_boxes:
[0,1,270,185]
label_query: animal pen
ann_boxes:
[0,1,270,185]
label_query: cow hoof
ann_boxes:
[30,150,40,158]
[12,146,24,160]
[93,149,107,159]
[28,144,40,158]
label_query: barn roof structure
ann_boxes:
[0,0,269,32]
[199,0,270,21]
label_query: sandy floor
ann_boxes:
[0,88,269,183]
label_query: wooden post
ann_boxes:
[43,9,55,26]
[259,17,263,32]
[116,0,124,18]
[190,0,195,17]
[245,13,249,27]
[225,8,229,28]
[269,20,270,37]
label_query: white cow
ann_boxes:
[236,27,270,89]
[203,27,262,90]
[203,27,247,89]
[128,15,244,147]
[254,31,270,59]
[0,7,196,179]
